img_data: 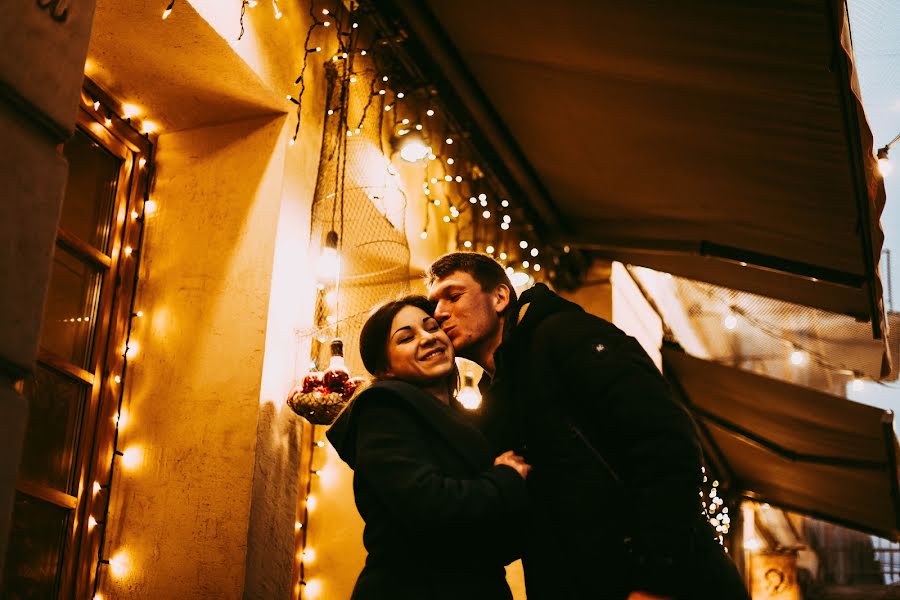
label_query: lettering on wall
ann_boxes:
[36,0,69,23]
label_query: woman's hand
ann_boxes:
[494,450,532,479]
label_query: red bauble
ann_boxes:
[324,369,349,393]
[302,371,323,393]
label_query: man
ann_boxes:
[426,252,748,600]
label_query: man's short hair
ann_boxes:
[426,252,518,321]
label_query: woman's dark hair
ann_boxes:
[359,295,437,377]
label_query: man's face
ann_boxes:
[427,270,507,358]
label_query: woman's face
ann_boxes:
[384,305,455,383]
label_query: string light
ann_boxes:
[876,132,899,178]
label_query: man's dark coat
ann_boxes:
[466,284,749,600]
[327,380,528,600]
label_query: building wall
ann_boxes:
[0,0,98,577]
[83,1,328,597]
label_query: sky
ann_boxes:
[846,0,899,408]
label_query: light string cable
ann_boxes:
[92,137,156,598]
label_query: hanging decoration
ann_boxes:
[288,339,364,425]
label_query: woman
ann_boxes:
[327,295,530,600]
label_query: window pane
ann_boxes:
[60,128,121,253]
[1,492,69,598]
[40,248,102,369]
[19,365,88,493]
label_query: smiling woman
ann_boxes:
[325,295,531,599]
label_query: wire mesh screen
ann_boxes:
[307,58,411,377]
[653,272,898,392]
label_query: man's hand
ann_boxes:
[494,450,532,479]
[628,592,673,600]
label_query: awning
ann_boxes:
[663,346,900,540]
[382,0,889,360]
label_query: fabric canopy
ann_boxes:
[663,346,900,540]
[386,0,889,366]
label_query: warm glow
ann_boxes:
[88,516,98,530]
[125,342,138,359]
[486,245,494,254]
[723,314,738,330]
[316,243,341,283]
[316,440,326,448]
[121,446,144,470]
[121,103,141,119]
[790,350,807,366]
[93,481,102,495]
[123,246,133,256]
[116,409,128,431]
[305,579,322,598]
[114,375,122,383]
[104,117,112,127]
[295,521,303,530]
[141,121,158,134]
[109,551,130,577]
[144,199,158,215]
[744,537,763,552]
[94,594,103,600]
[399,139,431,163]
[306,495,317,512]
[510,271,533,289]
[302,548,316,563]
[456,385,482,410]
[138,158,147,168]
[878,156,893,177]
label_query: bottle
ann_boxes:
[323,339,350,393]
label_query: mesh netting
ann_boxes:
[637,269,899,392]
[305,58,411,377]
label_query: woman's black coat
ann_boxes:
[327,380,528,600]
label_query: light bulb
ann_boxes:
[500,223,509,230]
[501,200,509,208]
[510,270,533,289]
[144,200,158,215]
[790,350,807,366]
[121,103,141,119]
[141,121,157,134]
[499,252,508,260]
[89,516,98,530]
[519,240,529,249]
[447,158,454,164]
[316,231,341,283]
[456,372,482,410]
[482,210,491,219]
[93,481,102,494]
[426,109,435,116]
[306,495,317,511]
[724,314,738,330]
[120,446,143,469]
[420,230,428,240]
[162,0,174,19]
[878,156,892,177]
[530,248,539,257]
[486,245,495,254]
[305,579,322,598]
[109,551,130,577]
[463,241,472,248]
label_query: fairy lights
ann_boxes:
[85,91,157,599]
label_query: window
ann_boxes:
[2,82,151,598]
